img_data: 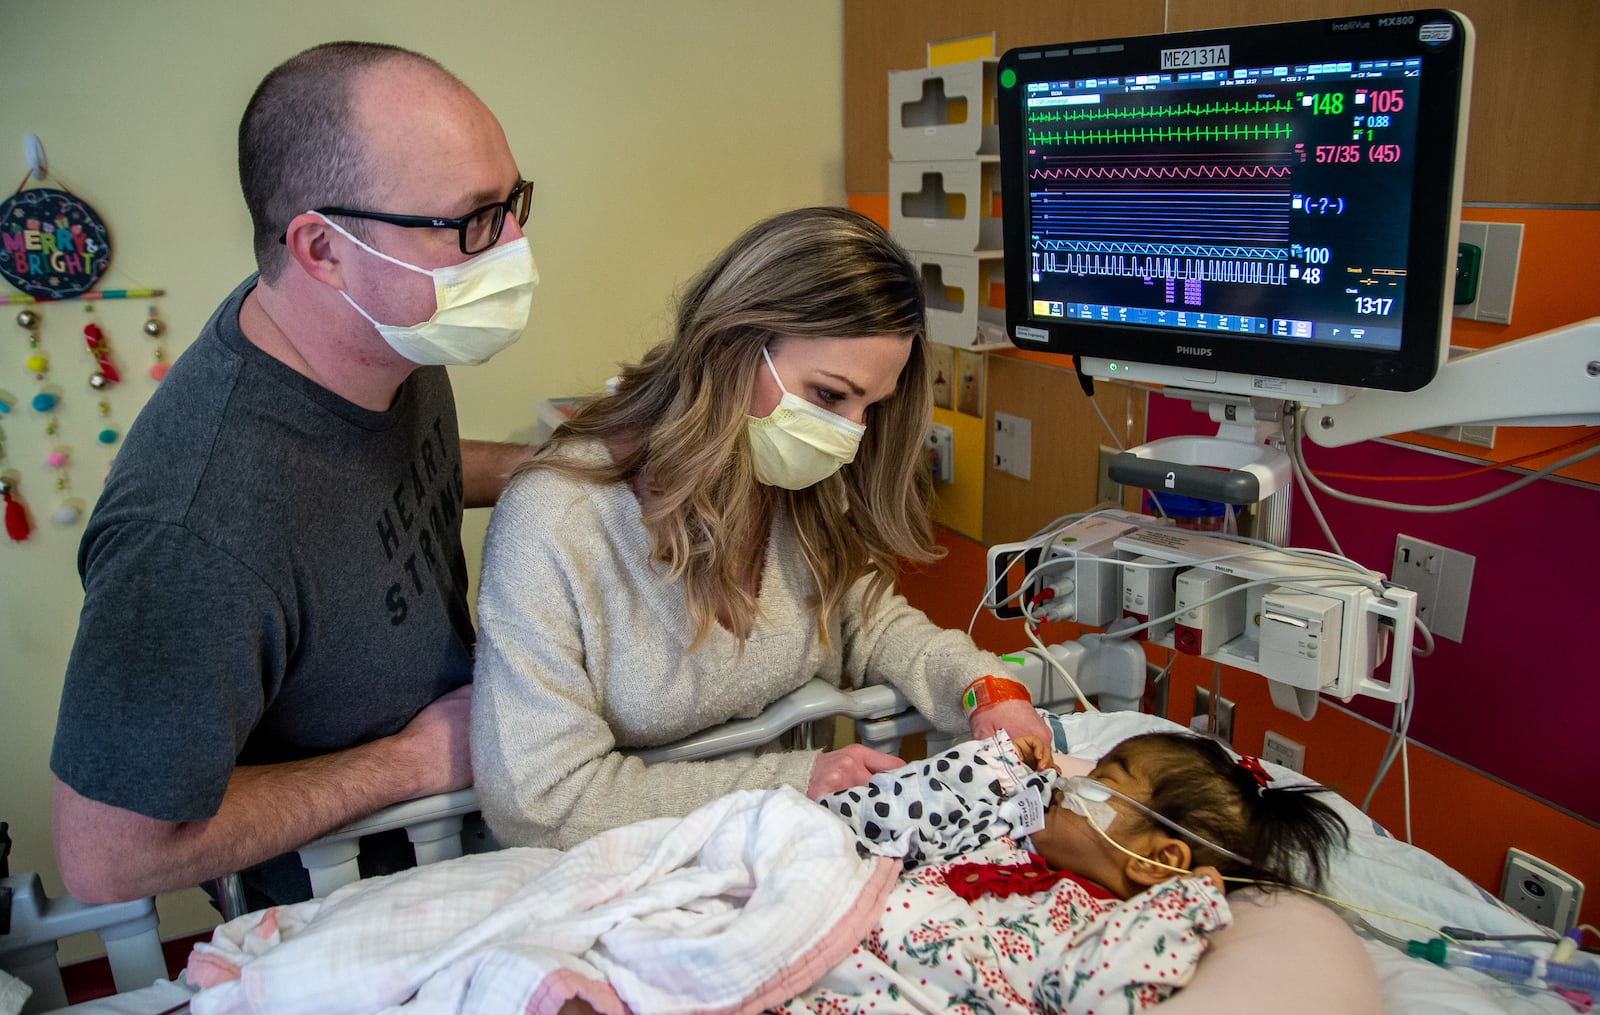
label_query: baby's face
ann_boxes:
[1028,753,1155,883]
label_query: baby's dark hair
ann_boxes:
[1099,732,1348,893]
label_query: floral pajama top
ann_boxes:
[773,733,1231,1014]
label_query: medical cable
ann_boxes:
[1313,429,1600,484]
[972,510,1115,627]
[1019,507,1379,581]
[1291,419,1600,513]
[1283,409,1348,558]
[1441,926,1560,944]
[1015,616,1100,713]
[1088,391,1127,452]
[1361,668,1418,842]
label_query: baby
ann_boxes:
[775,729,1347,1013]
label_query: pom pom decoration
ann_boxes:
[0,477,31,542]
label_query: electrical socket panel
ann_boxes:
[1261,730,1306,773]
[1391,534,1475,643]
[1500,849,1583,933]
[926,422,954,484]
[1190,687,1235,745]
[1096,445,1120,506]
[992,412,1032,480]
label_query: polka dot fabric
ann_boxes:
[818,733,1059,866]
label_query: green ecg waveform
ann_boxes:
[1027,99,1294,124]
[1028,122,1293,145]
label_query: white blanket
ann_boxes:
[186,787,899,1015]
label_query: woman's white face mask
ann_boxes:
[746,346,866,490]
[315,212,538,366]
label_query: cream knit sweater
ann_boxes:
[470,442,1006,849]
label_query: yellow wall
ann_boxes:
[0,0,845,953]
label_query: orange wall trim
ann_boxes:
[848,193,889,230]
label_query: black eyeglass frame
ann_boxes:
[279,179,534,255]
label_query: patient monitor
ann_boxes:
[996,10,1597,522]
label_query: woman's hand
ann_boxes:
[805,743,905,799]
[969,698,1052,751]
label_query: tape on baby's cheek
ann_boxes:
[1064,791,1117,832]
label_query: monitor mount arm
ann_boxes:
[1304,318,1600,447]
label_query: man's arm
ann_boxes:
[461,439,539,509]
[54,685,472,904]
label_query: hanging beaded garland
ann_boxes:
[79,305,121,494]
[144,303,168,381]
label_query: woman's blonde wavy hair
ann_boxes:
[525,206,939,647]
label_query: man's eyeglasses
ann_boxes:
[282,179,534,255]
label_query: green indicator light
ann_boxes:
[1000,67,1017,89]
[1108,362,1120,372]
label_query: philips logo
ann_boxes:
[1176,345,1213,357]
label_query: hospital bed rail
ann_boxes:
[1,678,935,1011]
[290,678,932,899]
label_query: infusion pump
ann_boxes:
[986,512,1419,709]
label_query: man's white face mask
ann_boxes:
[746,346,867,490]
[314,212,538,366]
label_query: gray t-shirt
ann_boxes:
[52,277,473,900]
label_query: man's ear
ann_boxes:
[281,212,345,288]
[1123,836,1192,888]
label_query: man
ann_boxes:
[50,42,537,908]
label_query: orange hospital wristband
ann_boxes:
[961,674,1032,718]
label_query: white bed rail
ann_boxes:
[295,679,933,898]
[0,873,165,1012]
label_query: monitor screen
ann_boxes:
[998,10,1473,404]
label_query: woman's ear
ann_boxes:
[1123,836,1193,888]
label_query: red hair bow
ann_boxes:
[1236,755,1272,789]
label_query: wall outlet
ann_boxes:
[993,412,1032,480]
[1190,687,1235,745]
[1096,445,1120,506]
[926,422,954,484]
[1391,534,1475,643]
[1452,221,1523,324]
[1500,848,1584,933]
[1261,730,1306,773]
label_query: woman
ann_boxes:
[471,207,1050,849]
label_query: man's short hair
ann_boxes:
[238,42,456,283]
